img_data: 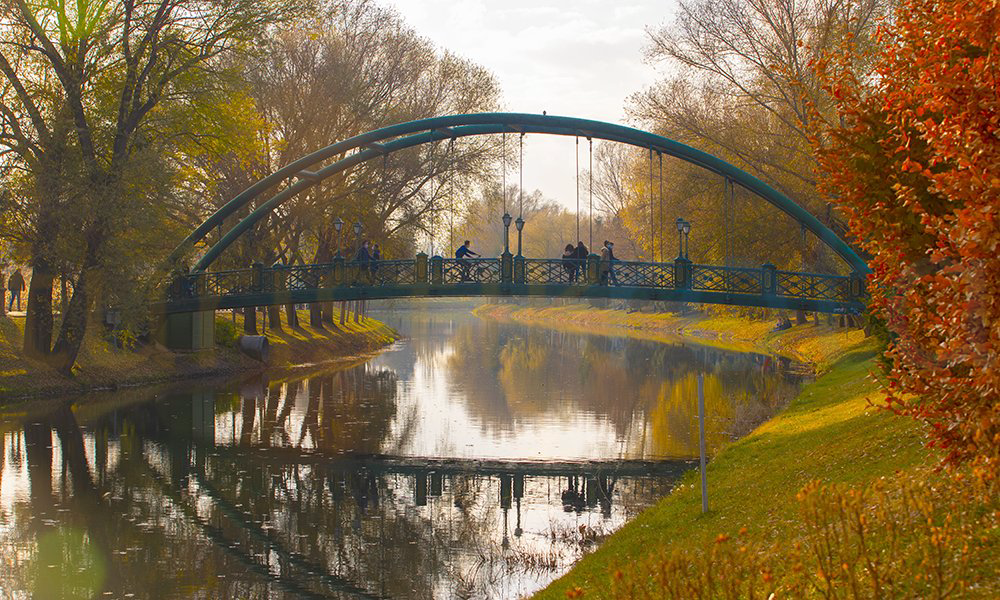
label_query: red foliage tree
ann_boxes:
[813,0,999,472]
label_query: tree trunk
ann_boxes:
[339,301,347,325]
[285,303,299,328]
[50,267,94,374]
[309,304,323,329]
[23,259,55,358]
[244,306,257,334]
[795,309,808,325]
[267,305,282,331]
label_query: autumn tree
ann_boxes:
[614,0,890,272]
[0,0,301,371]
[813,0,1000,469]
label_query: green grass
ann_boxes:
[0,308,396,402]
[536,343,932,598]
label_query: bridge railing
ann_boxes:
[165,258,860,308]
[438,258,502,284]
[612,261,677,288]
[524,258,584,284]
[776,270,850,301]
[690,265,764,295]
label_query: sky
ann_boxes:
[383,0,676,211]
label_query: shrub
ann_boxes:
[214,318,240,348]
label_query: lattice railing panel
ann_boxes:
[370,260,417,285]
[524,259,584,284]
[691,265,763,294]
[441,258,501,284]
[613,262,676,288]
[777,271,849,301]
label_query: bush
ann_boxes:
[214,318,240,348]
[589,469,998,599]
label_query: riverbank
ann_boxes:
[0,310,396,402]
[473,303,866,370]
[476,305,995,597]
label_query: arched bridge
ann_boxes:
[161,113,868,347]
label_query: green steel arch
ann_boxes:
[169,113,868,274]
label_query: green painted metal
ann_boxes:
[161,258,865,316]
[167,113,869,274]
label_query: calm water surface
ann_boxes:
[0,308,803,599]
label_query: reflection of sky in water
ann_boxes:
[0,308,803,599]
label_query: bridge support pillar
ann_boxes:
[416,253,428,283]
[761,263,777,296]
[849,271,865,301]
[674,257,692,289]
[430,255,443,284]
[513,256,525,284]
[159,310,215,351]
[587,253,600,284]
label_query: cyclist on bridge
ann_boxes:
[455,240,480,281]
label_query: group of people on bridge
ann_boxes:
[561,240,621,285]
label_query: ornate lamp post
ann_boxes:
[682,219,692,259]
[333,217,344,258]
[353,221,362,256]
[502,212,512,256]
[676,217,685,260]
[515,216,525,257]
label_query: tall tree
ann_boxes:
[0,0,301,371]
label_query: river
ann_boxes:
[0,306,803,599]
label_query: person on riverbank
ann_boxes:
[561,244,577,282]
[455,240,480,281]
[600,241,619,286]
[7,269,24,311]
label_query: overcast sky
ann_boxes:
[384,0,676,211]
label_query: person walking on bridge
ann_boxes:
[455,240,480,281]
[7,269,24,311]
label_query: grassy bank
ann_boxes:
[474,303,866,370]
[0,309,396,402]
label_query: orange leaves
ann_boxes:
[813,0,1000,471]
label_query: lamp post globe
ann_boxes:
[514,216,525,257]
[676,217,685,260]
[502,212,512,255]
[682,220,692,259]
[333,217,344,257]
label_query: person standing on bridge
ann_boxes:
[354,240,372,284]
[600,241,619,286]
[7,269,24,311]
[572,241,589,282]
[371,243,381,280]
[562,244,577,282]
[455,240,480,281]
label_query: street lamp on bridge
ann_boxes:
[333,217,344,258]
[502,212,512,256]
[353,221,362,255]
[515,216,525,257]
[682,219,692,259]
[676,218,692,260]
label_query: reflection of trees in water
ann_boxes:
[447,321,800,456]
[0,397,685,600]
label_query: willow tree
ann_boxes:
[0,0,301,371]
